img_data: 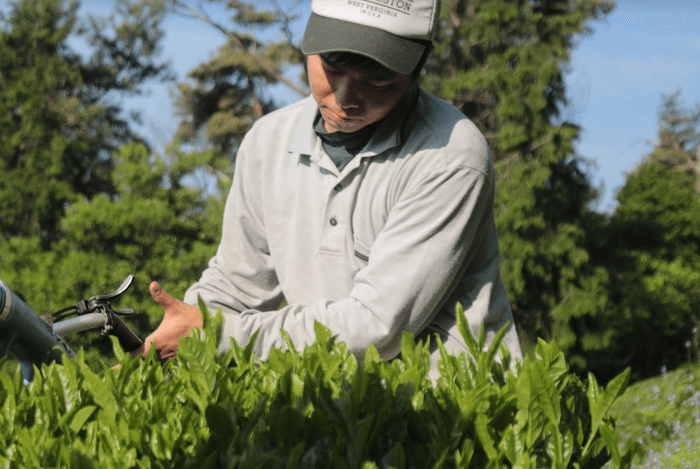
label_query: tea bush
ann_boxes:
[0,303,635,468]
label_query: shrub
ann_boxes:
[0,304,635,468]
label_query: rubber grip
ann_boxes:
[109,314,144,353]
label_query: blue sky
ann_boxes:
[7,0,700,212]
[570,0,700,211]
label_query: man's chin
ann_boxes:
[325,120,367,133]
[322,111,369,133]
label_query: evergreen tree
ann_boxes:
[166,0,307,182]
[644,90,700,187]
[587,92,700,380]
[0,0,170,242]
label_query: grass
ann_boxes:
[609,361,700,468]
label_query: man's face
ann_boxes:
[308,54,413,133]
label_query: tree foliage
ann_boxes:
[166,0,307,172]
[581,92,700,380]
[0,141,224,359]
[0,0,170,242]
[643,90,700,185]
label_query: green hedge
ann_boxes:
[0,304,636,468]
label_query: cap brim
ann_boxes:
[302,13,426,75]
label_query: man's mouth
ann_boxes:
[326,108,360,122]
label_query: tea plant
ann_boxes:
[0,303,635,468]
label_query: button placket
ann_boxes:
[320,172,350,254]
[328,178,344,228]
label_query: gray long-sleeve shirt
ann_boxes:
[184,87,522,375]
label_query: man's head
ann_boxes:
[307,52,413,133]
[302,0,440,76]
[302,0,439,132]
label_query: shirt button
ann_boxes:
[329,217,338,226]
[334,184,342,191]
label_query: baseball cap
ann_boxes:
[302,0,441,75]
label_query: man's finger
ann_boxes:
[150,281,176,309]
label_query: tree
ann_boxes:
[420,0,614,358]
[584,92,700,380]
[643,90,700,188]
[166,0,307,182]
[0,0,170,242]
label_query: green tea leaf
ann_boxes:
[178,334,217,395]
[583,368,630,455]
[70,405,97,433]
[598,423,620,467]
[400,332,416,367]
[80,366,117,421]
[545,421,564,467]
[313,320,333,350]
[0,373,16,426]
[530,359,561,425]
[499,426,518,464]
[109,335,126,363]
[455,303,479,358]
[382,442,406,469]
[475,413,497,461]
[280,328,298,354]
[484,322,511,371]
[454,438,475,467]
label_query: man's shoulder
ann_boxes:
[404,89,490,173]
[412,89,485,146]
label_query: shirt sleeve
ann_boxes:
[187,146,495,360]
[184,145,285,319]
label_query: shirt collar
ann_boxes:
[288,84,418,158]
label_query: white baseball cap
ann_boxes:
[302,0,441,75]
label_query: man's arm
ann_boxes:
[185,143,286,318]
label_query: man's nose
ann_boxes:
[334,77,361,109]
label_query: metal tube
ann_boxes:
[52,312,107,337]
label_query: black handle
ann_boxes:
[109,313,144,353]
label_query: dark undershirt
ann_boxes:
[313,114,382,172]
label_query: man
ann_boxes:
[138,0,522,378]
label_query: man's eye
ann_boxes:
[320,60,341,73]
[323,66,342,76]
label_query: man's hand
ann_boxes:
[131,282,203,361]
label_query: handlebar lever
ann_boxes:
[87,274,135,306]
[67,275,136,318]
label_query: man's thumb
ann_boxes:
[150,281,175,309]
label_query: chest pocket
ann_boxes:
[353,235,372,269]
